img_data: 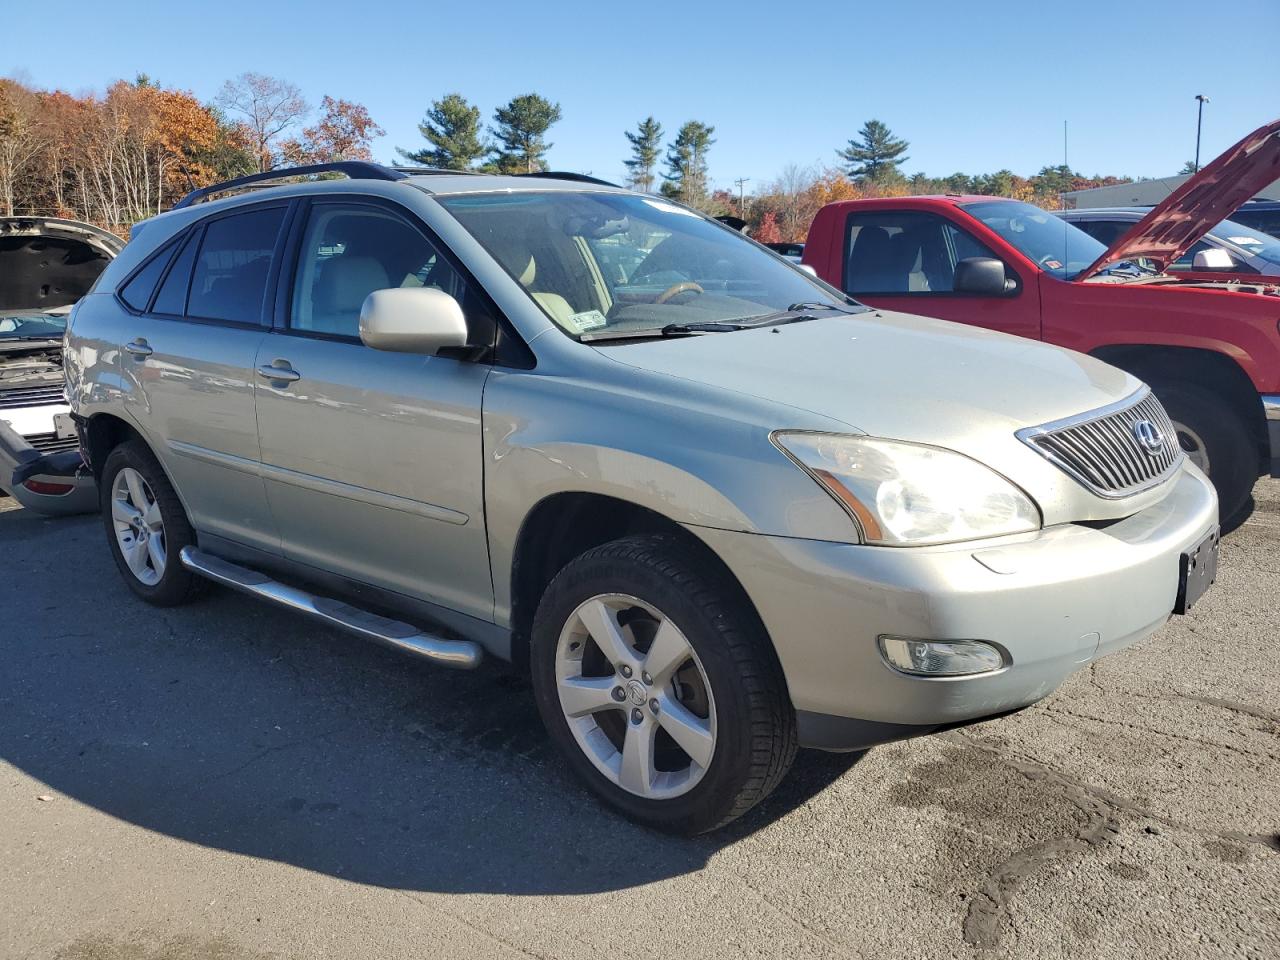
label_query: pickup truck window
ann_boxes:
[963,201,1104,280]
[843,210,995,295]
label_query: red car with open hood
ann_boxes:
[803,119,1280,518]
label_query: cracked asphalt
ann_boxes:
[2,480,1277,960]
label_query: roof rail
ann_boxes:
[172,161,408,210]
[388,165,481,176]
[517,171,621,188]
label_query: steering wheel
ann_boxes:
[655,281,705,305]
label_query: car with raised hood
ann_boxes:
[803,118,1280,519]
[1057,206,1280,279]
[66,162,1218,833]
[0,216,120,514]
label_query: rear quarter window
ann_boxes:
[118,242,176,312]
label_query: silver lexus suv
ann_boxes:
[65,163,1219,833]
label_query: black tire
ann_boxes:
[1150,380,1257,520]
[100,440,205,606]
[530,534,797,834]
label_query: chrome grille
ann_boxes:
[0,384,66,409]
[1018,390,1183,498]
[25,432,79,453]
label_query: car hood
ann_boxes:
[1078,118,1280,280]
[0,217,123,313]
[599,310,1138,450]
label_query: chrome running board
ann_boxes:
[178,546,482,670]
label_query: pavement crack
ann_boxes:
[1039,704,1280,762]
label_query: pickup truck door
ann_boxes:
[116,203,286,553]
[837,208,1040,341]
[252,198,494,622]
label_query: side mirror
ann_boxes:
[359,287,469,355]
[954,257,1014,296]
[1191,248,1235,270]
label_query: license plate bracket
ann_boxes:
[53,412,78,441]
[1175,526,1219,614]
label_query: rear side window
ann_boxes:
[118,243,176,312]
[186,207,285,323]
[844,210,998,295]
[151,230,200,316]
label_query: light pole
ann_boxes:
[1194,95,1210,172]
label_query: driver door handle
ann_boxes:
[124,338,153,358]
[257,363,301,384]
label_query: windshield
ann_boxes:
[1209,219,1280,267]
[438,191,852,339]
[962,200,1107,280]
[0,312,67,340]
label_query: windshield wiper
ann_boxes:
[579,322,741,342]
[785,301,863,313]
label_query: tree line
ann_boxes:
[1,73,1135,242]
[0,73,383,232]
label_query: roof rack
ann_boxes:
[517,171,620,187]
[172,161,408,210]
[388,165,481,176]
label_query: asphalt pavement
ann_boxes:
[2,480,1277,959]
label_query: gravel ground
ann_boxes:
[1,480,1277,960]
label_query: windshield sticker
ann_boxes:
[641,198,700,218]
[566,309,608,332]
[1044,259,1062,269]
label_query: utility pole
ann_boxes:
[734,177,750,219]
[1194,95,1210,172]
[1063,120,1068,170]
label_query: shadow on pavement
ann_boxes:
[0,506,862,895]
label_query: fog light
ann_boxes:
[878,636,1006,677]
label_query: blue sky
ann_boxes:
[4,0,1278,190]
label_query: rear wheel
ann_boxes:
[530,534,796,834]
[100,441,204,606]
[1150,380,1257,520]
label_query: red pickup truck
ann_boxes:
[802,119,1280,518]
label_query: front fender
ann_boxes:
[482,367,855,625]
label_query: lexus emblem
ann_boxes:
[1132,419,1165,455]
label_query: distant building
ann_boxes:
[1061,175,1280,209]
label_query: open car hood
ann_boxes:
[0,217,123,313]
[1078,118,1280,281]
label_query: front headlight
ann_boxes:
[772,432,1041,546]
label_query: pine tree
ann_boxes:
[398,93,488,170]
[623,116,663,192]
[661,121,715,203]
[837,119,909,184]
[489,93,562,174]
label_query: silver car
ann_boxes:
[65,163,1219,833]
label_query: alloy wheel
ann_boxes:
[554,593,717,800]
[111,467,166,586]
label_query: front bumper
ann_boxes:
[1264,394,1280,478]
[689,465,1218,750]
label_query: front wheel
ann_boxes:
[530,535,796,834]
[1150,381,1257,520]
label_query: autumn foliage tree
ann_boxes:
[280,96,385,165]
